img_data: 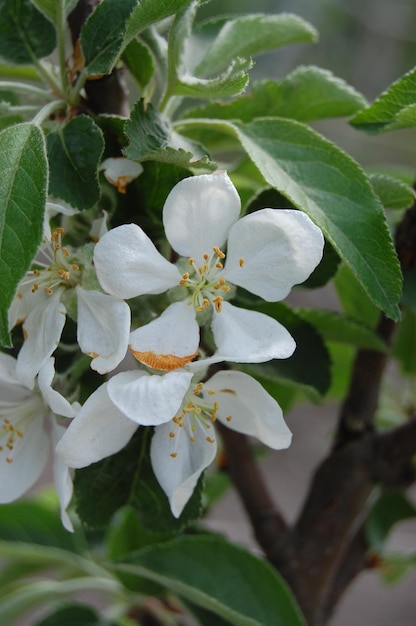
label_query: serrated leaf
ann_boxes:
[124,99,170,160]
[47,115,104,210]
[30,0,78,22]
[366,490,416,551]
[296,308,387,351]
[0,122,47,346]
[81,0,138,75]
[350,66,416,133]
[196,13,317,77]
[0,0,56,64]
[231,118,402,321]
[369,173,415,210]
[125,0,193,42]
[117,535,306,626]
[74,428,203,532]
[185,68,366,124]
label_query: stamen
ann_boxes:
[226,416,232,422]
[170,453,177,458]
[239,257,245,267]
[213,246,225,259]
[206,436,215,444]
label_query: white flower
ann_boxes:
[56,363,291,519]
[9,228,130,388]
[0,353,77,531]
[93,171,324,370]
[99,157,143,193]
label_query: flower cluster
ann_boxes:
[3,170,324,525]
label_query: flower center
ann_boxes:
[179,247,237,314]
[23,228,81,297]
[167,382,232,458]
[0,394,43,464]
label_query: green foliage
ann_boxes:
[74,429,204,533]
[124,99,170,159]
[392,308,416,373]
[30,0,78,22]
[0,0,56,64]
[0,122,47,346]
[369,173,415,210]
[350,66,416,133]
[34,603,118,626]
[81,0,138,75]
[122,38,155,90]
[116,535,306,626]
[47,115,104,210]
[366,490,416,552]
[125,0,193,42]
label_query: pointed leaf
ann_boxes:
[125,0,193,42]
[47,115,104,210]
[369,173,415,210]
[122,38,155,89]
[30,0,78,22]
[81,0,138,75]
[0,122,47,346]
[350,66,416,133]
[366,490,416,551]
[124,99,170,160]
[196,13,318,76]
[0,0,56,64]
[117,535,306,626]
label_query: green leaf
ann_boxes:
[366,490,416,551]
[0,122,47,346]
[74,428,204,532]
[231,118,402,321]
[30,0,78,22]
[195,13,318,77]
[350,66,416,133]
[125,0,193,42]
[35,603,117,626]
[392,308,416,373]
[334,263,380,327]
[122,38,155,89]
[184,68,366,124]
[369,173,415,210]
[81,0,138,75]
[47,115,104,210]
[379,553,416,585]
[297,308,387,351]
[0,0,56,64]
[117,535,306,626]
[124,99,170,159]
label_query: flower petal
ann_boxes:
[38,358,76,418]
[207,370,292,449]
[129,301,199,370]
[224,209,324,301]
[56,382,138,468]
[163,171,241,264]
[211,301,296,363]
[51,420,74,532]
[93,223,181,299]
[0,415,48,503]
[151,418,217,518]
[16,290,66,389]
[0,353,30,405]
[100,157,143,193]
[76,286,130,374]
[107,369,193,425]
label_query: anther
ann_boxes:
[239,257,245,268]
[212,296,223,313]
[213,246,225,259]
[170,452,177,458]
[169,432,175,438]
[206,436,215,444]
[226,416,232,422]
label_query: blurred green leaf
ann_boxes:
[0,0,56,64]
[30,0,78,22]
[196,14,317,77]
[0,122,47,346]
[369,173,415,210]
[366,490,416,551]
[350,66,416,133]
[47,115,104,210]
[116,535,306,626]
[34,602,118,626]
[392,308,416,374]
[125,0,193,42]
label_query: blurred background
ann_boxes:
[197,1,416,624]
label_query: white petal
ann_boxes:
[16,290,66,389]
[51,420,74,532]
[163,171,241,264]
[129,301,199,370]
[76,286,130,374]
[56,382,138,468]
[0,353,30,405]
[44,201,78,239]
[224,209,324,300]
[211,301,296,363]
[0,415,48,502]
[93,223,180,299]
[151,418,217,518]
[107,369,193,425]
[100,157,143,193]
[37,358,76,418]
[207,370,292,449]
[8,277,47,329]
